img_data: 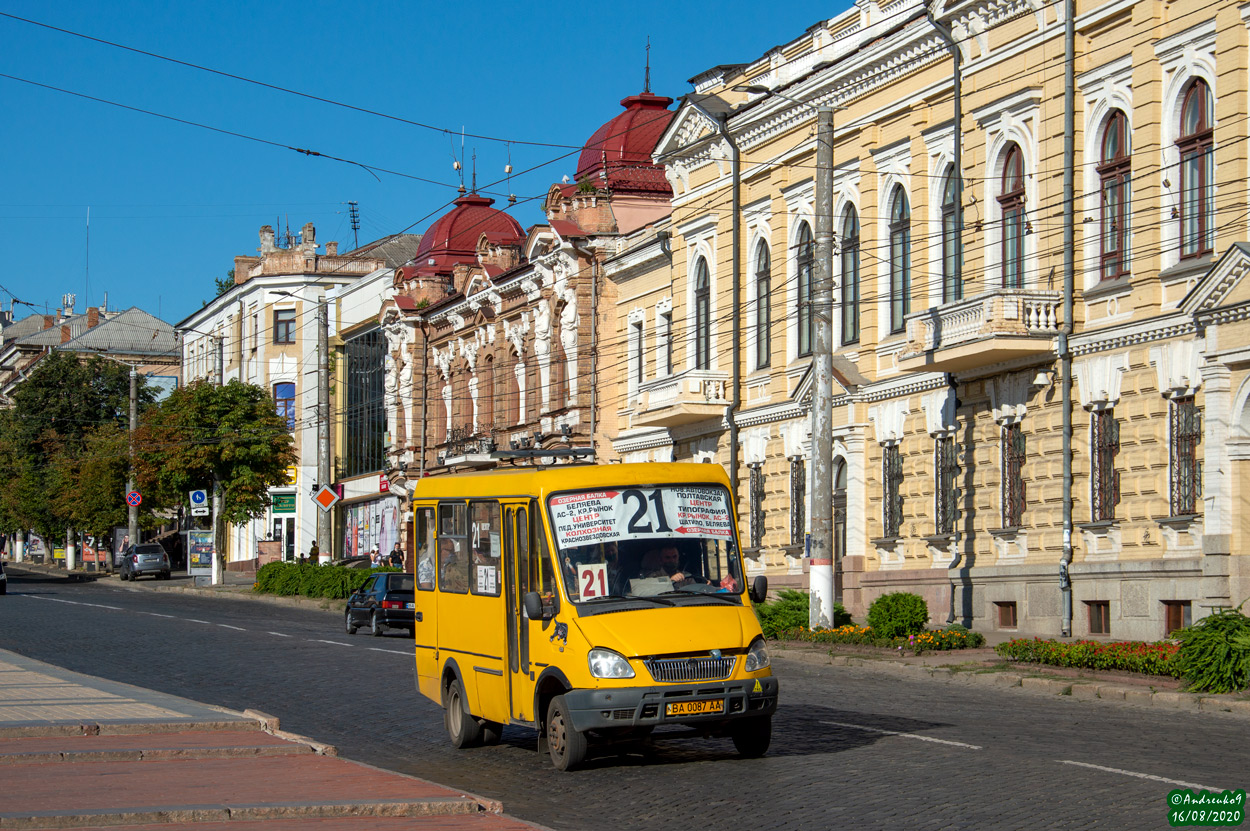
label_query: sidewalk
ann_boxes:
[0,649,545,830]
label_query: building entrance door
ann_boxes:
[272,517,296,561]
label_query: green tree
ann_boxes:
[214,268,236,297]
[135,380,297,530]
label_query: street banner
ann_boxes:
[113,527,130,567]
[188,529,214,576]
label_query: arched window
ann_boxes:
[941,168,961,302]
[694,257,711,370]
[1178,80,1213,259]
[796,222,814,357]
[840,208,860,345]
[1099,110,1131,280]
[999,143,1026,288]
[889,187,911,333]
[754,240,771,369]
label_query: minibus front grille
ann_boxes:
[644,656,736,683]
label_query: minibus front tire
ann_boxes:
[546,694,588,771]
[444,678,483,748]
[730,714,772,758]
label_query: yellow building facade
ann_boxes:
[613,0,1250,639]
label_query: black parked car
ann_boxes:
[0,559,7,595]
[345,572,415,637]
[120,543,171,581]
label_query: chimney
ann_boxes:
[42,315,55,330]
[299,222,317,255]
[259,225,277,254]
[326,241,338,256]
[87,307,100,328]
[61,324,71,344]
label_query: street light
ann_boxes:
[735,84,842,628]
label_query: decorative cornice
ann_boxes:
[1070,316,1197,357]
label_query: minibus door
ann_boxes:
[504,504,533,723]
[411,506,438,686]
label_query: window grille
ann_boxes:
[344,327,386,477]
[1091,409,1121,522]
[790,458,806,548]
[935,436,959,535]
[883,444,903,537]
[1169,396,1202,516]
[1003,423,1026,527]
[749,464,765,549]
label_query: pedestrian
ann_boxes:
[388,542,404,569]
[306,539,319,564]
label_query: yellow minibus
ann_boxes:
[409,462,778,770]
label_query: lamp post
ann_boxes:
[736,85,841,627]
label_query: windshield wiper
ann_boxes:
[655,589,741,603]
[581,594,676,606]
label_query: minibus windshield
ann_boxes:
[547,484,746,605]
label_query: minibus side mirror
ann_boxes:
[523,591,546,621]
[748,575,768,604]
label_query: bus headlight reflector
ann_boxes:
[588,648,635,679]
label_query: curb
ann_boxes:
[773,648,1250,718]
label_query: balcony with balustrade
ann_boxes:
[630,369,731,429]
[898,289,1063,373]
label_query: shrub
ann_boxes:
[866,592,929,639]
[754,590,851,638]
[1171,607,1250,693]
[254,561,397,600]
[995,637,1182,678]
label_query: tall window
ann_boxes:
[941,168,961,302]
[796,223,814,357]
[840,208,860,344]
[1002,423,1026,527]
[694,257,711,370]
[274,382,295,431]
[749,464,765,549]
[1178,80,1214,259]
[660,310,673,376]
[344,327,386,476]
[631,321,644,386]
[999,144,1026,289]
[790,457,806,549]
[1091,409,1121,522]
[883,444,903,537]
[1169,396,1202,516]
[1099,111,1131,281]
[754,241,771,369]
[889,188,911,333]
[274,308,296,344]
[935,435,959,535]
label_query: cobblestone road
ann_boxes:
[1,570,1244,831]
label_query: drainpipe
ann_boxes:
[1060,0,1076,636]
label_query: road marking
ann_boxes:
[185,619,211,624]
[30,597,122,611]
[217,624,245,631]
[312,639,354,647]
[367,647,411,656]
[268,632,292,638]
[1058,760,1219,791]
[820,720,982,750]
[145,613,176,619]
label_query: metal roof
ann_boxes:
[57,307,178,358]
[347,233,424,268]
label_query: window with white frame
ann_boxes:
[754,240,771,369]
[796,222,814,357]
[694,257,711,370]
[658,306,672,376]
[888,187,911,333]
[630,319,644,390]
[840,208,860,345]
[941,168,961,303]
[1099,110,1131,281]
[1177,80,1214,260]
[999,144,1026,289]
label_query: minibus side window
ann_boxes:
[438,502,468,594]
[415,507,436,591]
[536,521,558,614]
[469,501,501,597]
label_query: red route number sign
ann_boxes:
[578,562,610,599]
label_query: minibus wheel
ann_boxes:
[444,678,483,748]
[546,694,587,771]
[730,715,772,758]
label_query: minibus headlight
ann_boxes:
[744,637,770,672]
[588,648,635,679]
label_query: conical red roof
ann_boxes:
[411,193,523,277]
[575,93,674,184]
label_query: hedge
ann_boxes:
[254,561,398,599]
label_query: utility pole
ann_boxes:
[127,363,137,570]
[809,105,837,628]
[211,336,223,585]
[317,296,331,562]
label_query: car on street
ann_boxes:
[120,544,171,581]
[0,559,7,594]
[345,572,415,636]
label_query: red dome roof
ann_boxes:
[411,193,523,277]
[575,92,674,183]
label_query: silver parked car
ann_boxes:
[120,544,171,581]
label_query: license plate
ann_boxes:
[665,699,724,716]
[405,603,415,610]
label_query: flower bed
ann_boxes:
[777,624,985,654]
[995,637,1182,678]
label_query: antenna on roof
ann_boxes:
[644,36,651,94]
[471,150,477,194]
[84,206,90,309]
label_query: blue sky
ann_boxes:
[1,1,846,326]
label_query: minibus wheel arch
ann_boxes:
[533,667,573,741]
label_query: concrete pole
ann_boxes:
[66,527,76,571]
[14,529,24,563]
[809,105,837,628]
[1060,0,1076,637]
[317,296,331,563]
[126,366,137,560]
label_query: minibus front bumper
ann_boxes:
[562,676,779,732]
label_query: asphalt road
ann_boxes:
[1,568,1245,831]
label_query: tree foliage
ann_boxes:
[135,379,297,526]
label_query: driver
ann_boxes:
[645,543,700,588]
